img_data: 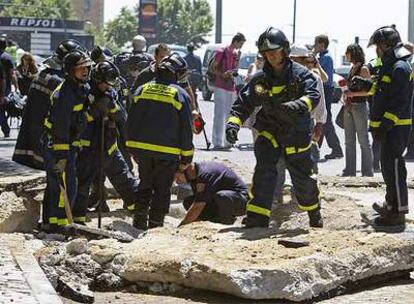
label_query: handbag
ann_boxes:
[335,105,345,129]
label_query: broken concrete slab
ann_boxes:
[117,197,414,302]
[0,191,40,233]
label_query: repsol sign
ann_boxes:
[0,17,84,30]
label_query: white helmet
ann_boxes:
[132,35,147,52]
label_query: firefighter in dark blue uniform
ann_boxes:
[73,61,139,221]
[356,26,413,226]
[41,50,93,232]
[13,40,86,170]
[225,28,322,228]
[127,53,194,230]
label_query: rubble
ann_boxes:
[66,238,88,255]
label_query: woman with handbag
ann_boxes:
[342,44,373,177]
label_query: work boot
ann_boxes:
[374,213,406,226]
[372,202,392,217]
[148,210,165,229]
[324,150,343,160]
[241,214,269,228]
[308,210,323,228]
[133,205,149,231]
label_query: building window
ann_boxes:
[84,0,91,11]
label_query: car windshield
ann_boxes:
[239,54,256,69]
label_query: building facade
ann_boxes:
[70,0,104,28]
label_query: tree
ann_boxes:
[104,6,138,49]
[0,0,75,20]
[135,0,213,46]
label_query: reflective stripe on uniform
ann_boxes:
[48,217,69,226]
[285,142,312,155]
[300,96,313,112]
[44,118,52,129]
[108,142,117,155]
[381,75,391,83]
[246,203,271,217]
[383,111,399,124]
[298,203,319,211]
[58,171,67,208]
[258,131,279,148]
[73,104,84,112]
[109,106,118,114]
[80,139,91,147]
[74,216,86,223]
[53,144,70,151]
[86,113,94,122]
[228,116,242,126]
[127,204,135,211]
[134,93,182,110]
[126,140,181,155]
[269,85,286,95]
[181,149,194,157]
[369,120,381,128]
[367,82,377,96]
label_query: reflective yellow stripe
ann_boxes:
[44,118,52,129]
[57,218,69,226]
[298,203,319,211]
[73,104,84,112]
[108,142,117,155]
[246,203,271,217]
[181,149,194,157]
[383,112,399,124]
[285,142,312,155]
[258,131,279,148]
[367,82,377,96]
[86,113,94,122]
[369,120,381,128]
[123,89,129,96]
[80,139,91,147]
[396,119,412,126]
[381,75,391,83]
[74,216,86,223]
[301,96,313,112]
[49,217,58,224]
[127,204,135,211]
[53,144,70,151]
[410,72,414,81]
[109,106,118,114]
[228,116,242,126]
[270,85,286,95]
[126,141,181,155]
[72,141,81,147]
[59,171,66,208]
[134,93,182,110]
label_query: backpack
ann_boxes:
[206,49,226,86]
[113,52,132,78]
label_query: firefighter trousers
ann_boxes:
[42,143,78,227]
[135,156,177,217]
[381,126,411,214]
[246,135,320,224]
[74,148,139,221]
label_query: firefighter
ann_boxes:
[357,26,413,226]
[73,60,139,221]
[13,40,86,170]
[225,27,322,228]
[41,50,93,232]
[127,53,194,230]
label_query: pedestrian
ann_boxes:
[0,37,19,138]
[361,25,413,226]
[41,50,93,233]
[313,34,343,160]
[211,32,246,150]
[341,43,373,177]
[226,27,322,228]
[16,52,38,96]
[127,53,194,230]
[13,40,86,169]
[74,60,139,219]
[175,162,248,226]
[184,43,203,101]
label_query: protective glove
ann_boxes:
[53,159,67,174]
[279,100,308,114]
[350,76,373,92]
[226,123,239,144]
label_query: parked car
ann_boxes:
[200,44,257,101]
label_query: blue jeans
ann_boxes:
[343,102,373,176]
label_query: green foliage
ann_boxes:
[104,6,138,50]
[0,0,75,20]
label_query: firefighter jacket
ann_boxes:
[80,85,122,156]
[126,79,194,164]
[369,52,413,132]
[44,78,90,159]
[228,59,320,149]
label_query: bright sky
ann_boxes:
[104,0,411,64]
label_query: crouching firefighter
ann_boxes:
[127,53,194,230]
[41,50,93,232]
[73,60,140,221]
[225,27,323,228]
[352,26,413,226]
